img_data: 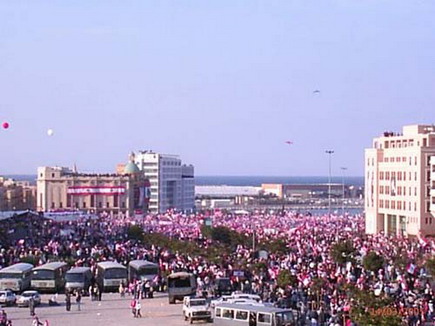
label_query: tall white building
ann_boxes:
[365,125,435,236]
[135,151,195,213]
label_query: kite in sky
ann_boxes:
[313,90,320,94]
[285,141,293,145]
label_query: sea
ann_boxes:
[6,175,364,187]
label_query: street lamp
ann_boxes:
[325,150,334,216]
[340,167,347,215]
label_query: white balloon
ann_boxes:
[47,129,54,136]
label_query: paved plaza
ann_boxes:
[2,293,196,326]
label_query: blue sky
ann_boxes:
[1,1,434,176]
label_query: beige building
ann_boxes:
[37,155,150,216]
[365,125,435,236]
[0,177,37,211]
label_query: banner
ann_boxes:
[67,186,126,195]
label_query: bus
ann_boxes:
[96,262,127,292]
[214,303,296,326]
[65,267,93,293]
[0,263,33,292]
[31,262,69,292]
[128,260,159,289]
[167,272,196,304]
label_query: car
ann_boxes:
[182,296,212,324]
[210,295,233,308]
[0,290,16,306]
[212,278,233,297]
[16,291,41,307]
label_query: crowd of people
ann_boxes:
[0,210,433,325]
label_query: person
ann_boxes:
[31,316,43,326]
[43,320,49,326]
[29,297,35,317]
[130,298,136,318]
[135,300,142,318]
[119,282,125,298]
[48,293,59,306]
[65,293,71,312]
[76,291,82,311]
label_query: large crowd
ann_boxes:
[0,210,434,325]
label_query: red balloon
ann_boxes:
[2,122,9,129]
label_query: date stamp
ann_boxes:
[368,307,421,316]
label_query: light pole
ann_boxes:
[325,150,334,216]
[340,167,347,215]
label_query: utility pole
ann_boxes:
[325,150,334,216]
[341,167,347,216]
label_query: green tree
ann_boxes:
[330,240,355,265]
[127,225,144,241]
[347,285,402,326]
[425,257,435,278]
[363,252,385,273]
[277,270,298,288]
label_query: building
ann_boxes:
[37,154,150,216]
[0,177,37,211]
[261,183,348,199]
[365,125,435,236]
[134,151,195,213]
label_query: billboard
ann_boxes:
[134,180,151,209]
[67,186,126,195]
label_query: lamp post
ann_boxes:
[340,167,347,215]
[325,150,334,216]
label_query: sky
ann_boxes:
[1,1,435,176]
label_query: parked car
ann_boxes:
[16,291,41,307]
[0,290,16,306]
[183,296,212,323]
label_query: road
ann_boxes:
[2,292,200,326]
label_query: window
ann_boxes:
[236,310,248,320]
[99,202,102,208]
[258,313,271,323]
[51,202,55,209]
[222,309,234,319]
[59,202,63,208]
[215,308,221,318]
[83,202,86,208]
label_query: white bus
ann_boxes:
[31,262,69,292]
[214,303,296,326]
[167,272,196,304]
[0,263,33,292]
[96,262,127,292]
[128,260,159,288]
[65,267,93,293]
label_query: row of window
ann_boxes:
[379,186,418,196]
[215,308,271,323]
[378,171,418,181]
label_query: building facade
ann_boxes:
[134,151,195,213]
[0,177,37,211]
[37,156,149,216]
[365,125,435,236]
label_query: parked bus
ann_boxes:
[128,260,159,289]
[96,262,127,292]
[0,263,33,292]
[31,262,68,292]
[214,303,296,326]
[65,267,93,293]
[167,272,196,304]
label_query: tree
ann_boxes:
[347,285,403,326]
[330,240,355,265]
[127,225,144,241]
[425,257,435,278]
[363,252,385,273]
[277,270,298,288]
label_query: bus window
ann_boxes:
[236,310,248,320]
[222,309,234,319]
[168,278,190,288]
[258,313,271,324]
[215,308,221,317]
